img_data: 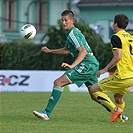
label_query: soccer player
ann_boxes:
[89,14,133,122]
[33,10,99,120]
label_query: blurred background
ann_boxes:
[0,0,133,92]
[0,0,132,43]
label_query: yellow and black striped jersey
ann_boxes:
[111,30,133,79]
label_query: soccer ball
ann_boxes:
[20,24,36,39]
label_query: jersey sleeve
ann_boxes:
[111,35,122,49]
[68,30,84,49]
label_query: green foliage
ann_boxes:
[1,22,113,70]
[1,40,42,70]
[1,40,72,70]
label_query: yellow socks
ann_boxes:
[115,102,125,122]
[93,91,126,122]
[115,102,125,110]
[93,91,116,112]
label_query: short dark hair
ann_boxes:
[61,10,74,19]
[114,14,129,29]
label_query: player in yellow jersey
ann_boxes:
[89,14,133,122]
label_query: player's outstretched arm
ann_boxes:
[41,46,70,55]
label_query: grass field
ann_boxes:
[0,92,133,133]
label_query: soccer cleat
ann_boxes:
[110,108,123,122]
[33,110,49,120]
[122,114,128,121]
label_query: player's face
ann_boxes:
[61,15,74,31]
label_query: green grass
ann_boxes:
[0,92,133,133]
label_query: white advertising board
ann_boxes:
[0,70,109,92]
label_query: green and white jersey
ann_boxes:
[65,26,99,87]
[65,26,99,65]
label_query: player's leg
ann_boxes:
[89,89,127,121]
[89,88,125,113]
[86,65,112,113]
[114,80,132,122]
[90,84,117,112]
[114,93,128,121]
[87,74,116,113]
[88,77,128,122]
[114,93,125,110]
[88,87,111,112]
[44,74,71,117]
[33,73,71,120]
[90,83,123,122]
[90,76,133,122]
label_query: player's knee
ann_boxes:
[54,79,65,88]
[54,79,61,87]
[88,86,99,102]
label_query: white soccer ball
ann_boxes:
[20,24,36,39]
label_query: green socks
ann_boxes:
[45,86,63,117]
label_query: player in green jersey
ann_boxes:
[89,14,133,122]
[33,10,99,120]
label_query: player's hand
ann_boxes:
[41,46,50,53]
[61,63,72,70]
[97,69,107,77]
